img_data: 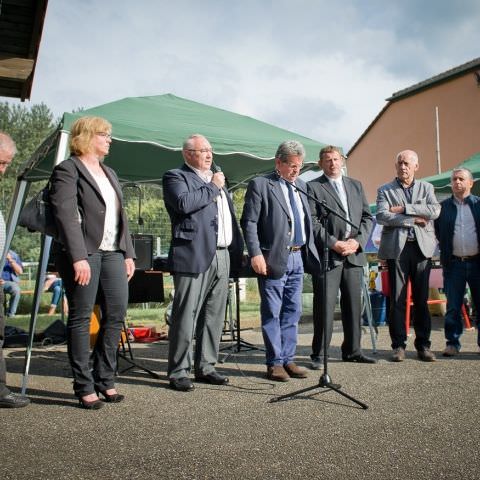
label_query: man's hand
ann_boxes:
[251,254,267,276]
[333,240,358,256]
[211,172,225,189]
[414,217,427,226]
[390,205,405,213]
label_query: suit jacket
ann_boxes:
[162,164,243,274]
[376,178,440,260]
[49,156,135,263]
[434,194,480,268]
[307,174,373,270]
[241,172,320,279]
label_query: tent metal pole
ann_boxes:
[21,235,52,394]
[21,130,69,395]
[0,179,30,271]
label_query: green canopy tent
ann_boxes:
[18,93,325,186]
[420,151,480,196]
[5,94,329,393]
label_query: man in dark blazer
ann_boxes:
[241,140,320,382]
[0,132,29,408]
[163,134,243,392]
[307,145,375,369]
[376,149,440,362]
[434,167,480,357]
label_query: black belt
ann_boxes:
[216,246,228,250]
[289,245,303,252]
[452,254,480,262]
[406,238,417,242]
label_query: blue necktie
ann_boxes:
[286,182,303,246]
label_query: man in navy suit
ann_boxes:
[241,140,320,382]
[307,146,376,369]
[163,134,243,391]
[435,167,480,357]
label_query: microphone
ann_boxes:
[212,162,230,190]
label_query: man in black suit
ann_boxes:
[241,140,320,382]
[0,132,29,408]
[307,145,375,369]
[163,134,243,391]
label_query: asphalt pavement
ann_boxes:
[1,315,479,480]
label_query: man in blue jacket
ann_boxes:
[241,140,320,381]
[434,167,480,356]
[2,250,23,317]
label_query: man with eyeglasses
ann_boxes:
[0,132,29,407]
[163,134,244,391]
[307,145,376,370]
[241,140,320,381]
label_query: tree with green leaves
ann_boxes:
[0,101,56,261]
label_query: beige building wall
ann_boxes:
[348,73,480,202]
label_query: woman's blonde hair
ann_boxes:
[69,116,112,156]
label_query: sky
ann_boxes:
[5,0,480,152]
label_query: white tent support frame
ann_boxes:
[9,131,70,395]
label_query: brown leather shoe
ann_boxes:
[417,348,436,362]
[442,345,459,357]
[267,365,290,382]
[284,362,308,378]
[391,347,405,362]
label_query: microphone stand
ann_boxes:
[271,180,368,409]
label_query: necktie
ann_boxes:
[333,181,351,238]
[286,182,303,246]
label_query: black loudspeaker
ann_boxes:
[131,234,153,270]
[128,271,164,303]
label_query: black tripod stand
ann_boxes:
[117,321,161,378]
[220,277,264,362]
[270,182,368,409]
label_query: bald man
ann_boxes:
[376,150,440,363]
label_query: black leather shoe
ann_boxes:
[169,377,195,392]
[0,392,30,408]
[195,371,229,385]
[342,354,377,364]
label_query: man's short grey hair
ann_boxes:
[275,140,305,162]
[396,149,418,165]
[0,132,17,156]
[183,133,207,150]
[451,167,473,181]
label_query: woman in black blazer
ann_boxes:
[50,116,135,409]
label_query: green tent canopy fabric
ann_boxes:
[19,94,327,187]
[420,151,480,195]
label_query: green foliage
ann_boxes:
[0,101,57,260]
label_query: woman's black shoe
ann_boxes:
[95,389,125,403]
[78,397,104,410]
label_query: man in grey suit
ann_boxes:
[307,145,376,369]
[376,149,440,362]
[163,134,244,391]
[241,140,320,382]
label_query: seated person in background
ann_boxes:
[44,273,68,315]
[1,250,23,317]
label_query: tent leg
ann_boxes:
[21,235,52,395]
